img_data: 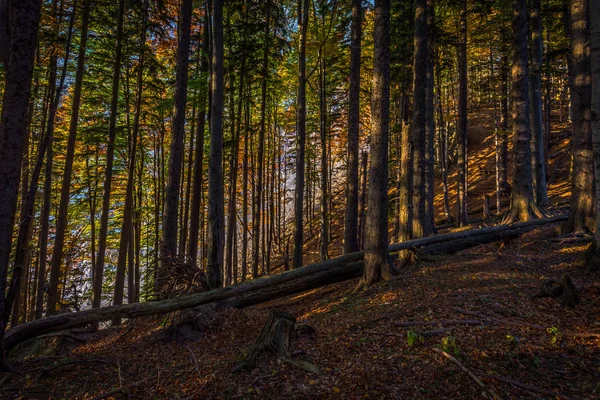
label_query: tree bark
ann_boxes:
[92,0,125,311]
[456,0,468,226]
[507,0,538,222]
[562,0,593,234]
[207,0,225,288]
[293,0,309,269]
[0,0,43,373]
[412,0,428,238]
[47,0,90,319]
[530,0,549,207]
[425,0,436,236]
[344,0,361,254]
[356,0,395,291]
[160,0,192,280]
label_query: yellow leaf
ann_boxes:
[333,387,341,393]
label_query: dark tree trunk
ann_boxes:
[47,0,90,319]
[160,0,192,282]
[344,0,361,254]
[188,11,210,265]
[562,0,593,234]
[499,44,510,194]
[358,150,368,249]
[0,0,43,373]
[412,0,427,238]
[530,0,549,207]
[507,0,538,222]
[293,0,309,269]
[113,0,148,313]
[425,0,436,235]
[207,0,225,288]
[319,52,329,260]
[456,0,468,226]
[356,0,395,291]
[92,0,125,311]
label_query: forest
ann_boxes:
[0,0,599,398]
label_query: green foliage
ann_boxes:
[406,330,424,347]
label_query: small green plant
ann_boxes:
[440,335,458,355]
[547,327,562,346]
[407,330,424,347]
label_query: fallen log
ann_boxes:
[5,215,567,351]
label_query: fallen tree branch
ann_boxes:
[5,215,567,350]
[481,372,580,400]
[394,319,482,327]
[432,348,502,400]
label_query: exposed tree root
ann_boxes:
[584,241,600,272]
[533,274,580,307]
[501,201,544,224]
[233,310,319,375]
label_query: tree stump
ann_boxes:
[234,310,319,374]
[533,274,579,308]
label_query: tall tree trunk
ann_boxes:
[92,0,125,311]
[587,0,600,270]
[242,85,250,280]
[207,0,225,288]
[188,11,210,265]
[412,0,427,238]
[0,0,43,373]
[47,0,90,318]
[425,0,436,235]
[253,1,271,277]
[530,0,549,206]
[319,52,329,260]
[562,0,593,234]
[356,0,395,291]
[344,0,361,254]
[113,0,148,312]
[456,0,468,226]
[507,0,538,222]
[499,43,510,195]
[293,0,309,269]
[160,0,192,284]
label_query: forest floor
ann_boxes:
[2,222,600,399]
[2,109,596,399]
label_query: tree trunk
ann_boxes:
[412,0,428,238]
[358,150,368,249]
[160,0,192,282]
[506,0,538,222]
[425,0,436,235]
[344,0,361,254]
[207,0,225,288]
[0,0,43,373]
[356,0,395,291]
[113,0,148,314]
[92,0,126,311]
[587,0,600,271]
[530,0,549,207]
[47,0,90,319]
[293,0,309,269]
[456,0,468,227]
[319,52,329,260]
[562,0,594,234]
[188,11,209,266]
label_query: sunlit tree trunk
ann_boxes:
[562,0,594,234]
[507,0,538,222]
[356,0,396,291]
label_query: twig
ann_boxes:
[0,375,10,387]
[32,359,110,376]
[364,330,403,338]
[482,372,580,400]
[184,345,201,379]
[432,348,502,400]
[110,341,122,388]
[394,319,482,327]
